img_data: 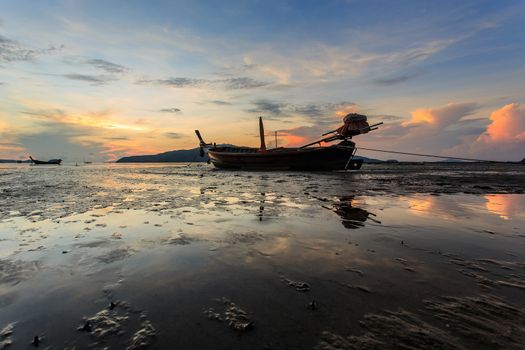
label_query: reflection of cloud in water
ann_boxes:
[331,196,375,229]
[406,196,469,220]
[405,194,525,221]
[485,194,525,220]
[255,237,291,256]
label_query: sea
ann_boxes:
[0,163,524,349]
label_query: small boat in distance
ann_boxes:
[195,114,382,171]
[29,156,62,165]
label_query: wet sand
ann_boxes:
[0,163,524,349]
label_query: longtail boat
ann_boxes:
[29,156,62,165]
[195,114,382,171]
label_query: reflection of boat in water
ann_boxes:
[195,114,382,171]
[29,156,62,165]
[330,196,379,229]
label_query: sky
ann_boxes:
[0,0,524,162]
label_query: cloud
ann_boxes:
[391,38,457,66]
[356,102,485,158]
[483,103,525,142]
[62,73,116,85]
[273,101,494,157]
[159,108,181,113]
[105,136,129,141]
[0,34,62,63]
[0,140,25,158]
[20,107,147,132]
[234,38,454,86]
[291,104,326,118]
[373,71,423,86]
[138,76,269,90]
[403,102,479,127]
[209,100,231,105]
[242,56,291,84]
[351,102,525,162]
[247,99,356,120]
[11,112,109,161]
[16,120,109,161]
[0,34,39,62]
[12,106,170,161]
[247,100,288,115]
[246,100,357,146]
[467,103,525,161]
[275,126,323,147]
[86,58,128,73]
[374,114,405,122]
[220,77,269,89]
[164,132,185,139]
[20,108,67,121]
[153,77,204,88]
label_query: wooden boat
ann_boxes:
[29,156,62,165]
[195,114,382,171]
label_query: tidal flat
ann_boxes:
[0,163,524,349]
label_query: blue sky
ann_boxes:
[1,0,524,161]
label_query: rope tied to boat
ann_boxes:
[355,147,509,163]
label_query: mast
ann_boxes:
[275,131,278,148]
[259,116,266,151]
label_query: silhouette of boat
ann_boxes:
[195,114,382,171]
[29,156,62,165]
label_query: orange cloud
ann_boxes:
[280,133,307,147]
[483,103,525,142]
[467,103,525,161]
[403,102,478,127]
[405,108,435,125]
[0,143,26,158]
[335,105,359,117]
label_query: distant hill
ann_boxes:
[116,147,206,163]
[117,147,388,163]
[437,158,465,163]
[0,159,31,163]
[353,156,386,163]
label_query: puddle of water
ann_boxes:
[0,163,524,349]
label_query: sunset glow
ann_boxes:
[1,1,524,162]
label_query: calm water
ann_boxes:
[0,163,524,349]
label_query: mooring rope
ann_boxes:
[355,147,503,163]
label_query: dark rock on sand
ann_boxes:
[281,276,311,292]
[205,298,254,332]
[127,321,156,350]
[0,323,14,349]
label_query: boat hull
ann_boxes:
[208,146,362,170]
[30,158,62,165]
